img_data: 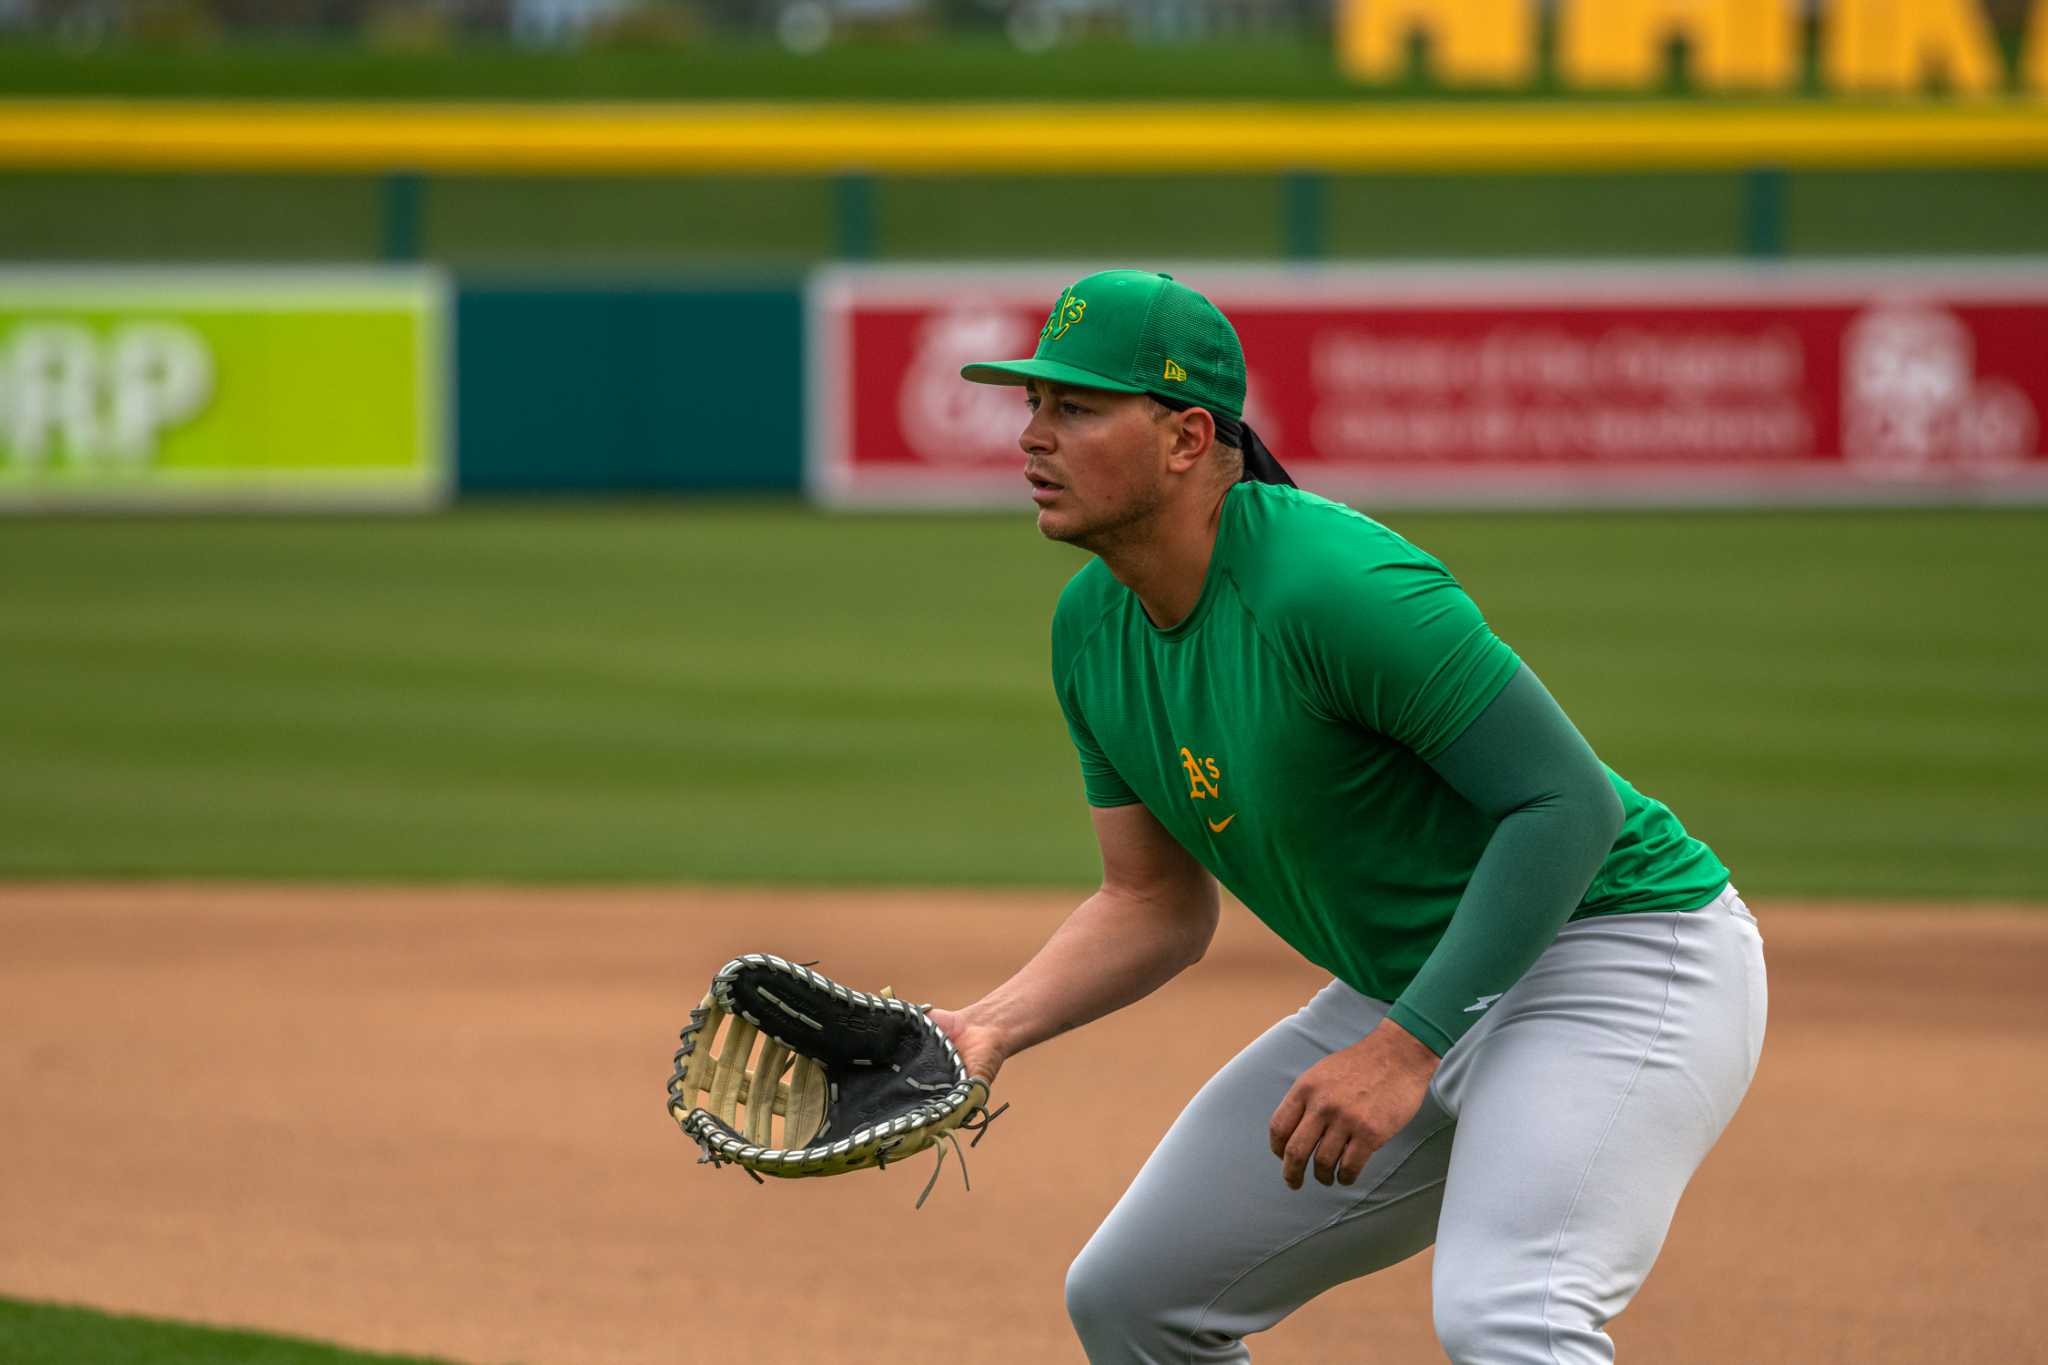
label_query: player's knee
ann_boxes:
[1432,1277,1494,1364]
[1433,1271,1608,1365]
[1433,1273,1531,1364]
[1063,1242,1125,1339]
[1065,1236,1176,1345]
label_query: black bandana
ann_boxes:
[1149,393,1295,488]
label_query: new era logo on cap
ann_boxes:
[1164,359,1188,382]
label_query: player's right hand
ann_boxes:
[924,1006,1008,1087]
[1268,1018,1439,1189]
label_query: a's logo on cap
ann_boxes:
[1041,289,1087,343]
[1163,359,1188,382]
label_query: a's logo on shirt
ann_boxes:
[1179,747,1236,833]
[1041,289,1087,343]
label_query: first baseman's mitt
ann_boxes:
[667,954,1004,1207]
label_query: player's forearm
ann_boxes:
[959,882,1217,1059]
[1390,667,1625,1056]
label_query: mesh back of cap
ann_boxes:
[1135,283,1247,419]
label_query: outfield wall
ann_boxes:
[811,261,2048,508]
[5,262,2045,506]
[455,282,802,494]
[0,267,451,512]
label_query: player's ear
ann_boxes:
[1165,406,1215,474]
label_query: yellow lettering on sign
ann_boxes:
[1824,0,2004,95]
[2018,0,2046,92]
[1557,0,1797,90]
[1336,0,1534,84]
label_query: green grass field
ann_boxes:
[0,36,1860,103]
[5,166,2044,264]
[0,1297,456,1365]
[1,37,1369,101]
[2,503,2042,899]
[2,25,2038,101]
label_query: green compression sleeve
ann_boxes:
[1384,666,1626,1056]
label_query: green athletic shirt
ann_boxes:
[1052,482,1729,1046]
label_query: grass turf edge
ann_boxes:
[0,1296,465,1365]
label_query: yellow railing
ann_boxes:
[3,99,2047,173]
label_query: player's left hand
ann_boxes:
[924,1005,1009,1088]
[1268,1019,1440,1190]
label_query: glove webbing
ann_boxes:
[675,994,833,1152]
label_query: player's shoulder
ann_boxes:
[1054,555,1121,622]
[1221,482,1450,614]
[1050,556,1123,666]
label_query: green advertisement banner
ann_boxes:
[0,268,448,510]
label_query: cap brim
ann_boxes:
[958,357,1150,394]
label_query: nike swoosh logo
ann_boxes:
[1207,814,1237,833]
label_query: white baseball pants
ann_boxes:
[1065,885,1768,1364]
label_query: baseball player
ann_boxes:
[927,270,1768,1364]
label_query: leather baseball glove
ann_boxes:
[667,954,1005,1206]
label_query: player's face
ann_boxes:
[1019,381,1174,547]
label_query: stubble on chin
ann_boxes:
[1039,507,1113,554]
[1036,509,1085,547]
[1054,488,1160,556]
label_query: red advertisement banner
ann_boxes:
[807,264,2048,508]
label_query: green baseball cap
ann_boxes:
[960,269,1247,420]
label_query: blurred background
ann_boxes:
[2,8,2046,1358]
[2,0,2044,886]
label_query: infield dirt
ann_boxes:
[3,885,2043,1364]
